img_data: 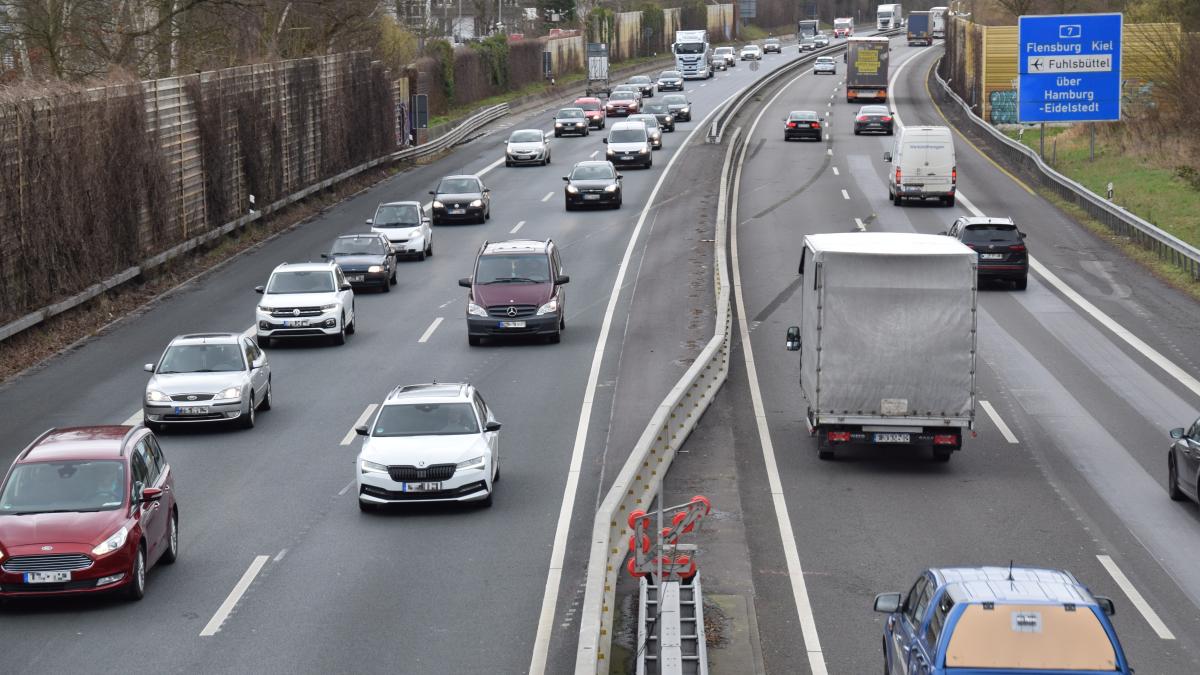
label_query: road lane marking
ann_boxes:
[241,326,255,338]
[840,189,850,200]
[273,548,288,563]
[200,555,270,636]
[1096,555,1176,640]
[530,84,750,675]
[589,150,599,159]
[418,317,444,343]
[510,220,526,234]
[732,61,829,675]
[826,148,832,156]
[832,167,839,175]
[340,404,378,446]
[338,480,355,496]
[540,191,554,202]
[854,218,866,231]
[122,409,143,426]
[979,400,1018,444]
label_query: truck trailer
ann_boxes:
[672,30,712,80]
[797,19,819,39]
[907,11,932,46]
[784,232,977,461]
[846,36,890,103]
[930,6,948,38]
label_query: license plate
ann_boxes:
[621,155,633,161]
[867,122,881,127]
[283,319,310,327]
[174,406,210,415]
[584,194,601,200]
[449,208,466,215]
[903,185,924,191]
[347,275,364,282]
[499,321,526,328]
[403,482,441,493]
[874,433,911,444]
[980,253,1005,260]
[25,571,71,583]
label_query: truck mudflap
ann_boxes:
[813,426,963,462]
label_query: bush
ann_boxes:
[425,39,455,105]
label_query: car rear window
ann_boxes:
[945,604,1118,670]
[372,402,479,437]
[789,112,819,121]
[962,225,1020,245]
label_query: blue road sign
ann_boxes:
[1018,13,1122,123]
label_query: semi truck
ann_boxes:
[672,30,712,80]
[797,19,819,39]
[877,3,902,30]
[930,6,949,38]
[784,232,977,462]
[907,10,932,46]
[846,36,890,103]
[834,18,854,38]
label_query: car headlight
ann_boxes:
[604,184,619,193]
[469,199,483,208]
[432,200,444,209]
[146,389,170,403]
[565,185,579,194]
[606,149,615,156]
[367,265,383,273]
[665,115,673,123]
[536,297,559,315]
[360,459,388,474]
[320,303,338,311]
[468,301,488,317]
[218,386,240,400]
[456,455,487,471]
[92,526,128,556]
[257,304,272,313]
[554,122,563,127]
[638,149,650,155]
[680,107,690,114]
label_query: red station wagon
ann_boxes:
[0,426,179,600]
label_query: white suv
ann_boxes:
[355,383,501,510]
[255,261,356,347]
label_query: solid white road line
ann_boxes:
[417,317,444,343]
[540,191,554,202]
[340,404,378,446]
[840,189,850,200]
[732,62,829,675]
[510,220,526,234]
[854,218,866,231]
[528,85,750,675]
[1096,554,1176,640]
[832,167,839,175]
[826,148,832,156]
[200,555,270,636]
[978,400,1019,444]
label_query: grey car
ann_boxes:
[628,114,664,150]
[143,332,272,431]
[553,108,590,137]
[1168,417,1200,505]
[662,94,692,122]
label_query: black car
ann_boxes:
[656,70,684,92]
[661,94,692,122]
[322,233,396,291]
[1169,417,1200,505]
[430,174,491,225]
[784,110,823,141]
[625,75,655,98]
[641,102,676,132]
[854,105,894,135]
[563,161,623,210]
[944,217,1028,289]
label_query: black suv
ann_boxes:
[943,216,1029,290]
[458,240,569,345]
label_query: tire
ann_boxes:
[854,129,861,135]
[432,216,441,226]
[426,240,433,258]
[613,198,621,210]
[817,434,835,460]
[1014,276,1028,291]
[332,319,346,346]
[390,268,398,284]
[1168,455,1186,501]
[478,491,494,508]
[257,334,272,349]
[259,379,272,411]
[945,195,956,207]
[565,200,574,211]
[485,208,491,222]
[382,278,392,291]
[468,335,482,346]
[240,394,256,429]
[126,545,146,601]
[416,249,426,262]
[548,330,561,344]
[505,160,512,167]
[346,311,356,335]
[160,510,179,565]
[893,192,903,206]
[546,154,551,165]
[554,131,561,138]
[933,447,953,462]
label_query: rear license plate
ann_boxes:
[903,185,924,191]
[499,321,526,328]
[980,253,1005,260]
[25,571,71,583]
[403,482,441,493]
[174,406,210,415]
[347,275,365,282]
[874,433,911,444]
[867,122,881,127]
[584,194,601,200]
[283,319,310,327]
[449,209,466,215]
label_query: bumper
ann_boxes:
[978,264,1028,280]
[657,119,676,131]
[358,472,491,505]
[847,89,888,101]
[256,310,342,339]
[607,152,652,167]
[555,124,589,135]
[432,207,485,222]
[0,545,134,597]
[467,313,560,337]
[896,184,955,199]
[657,82,683,91]
[145,398,246,424]
[605,107,636,116]
[566,190,621,207]
[387,235,426,257]
[506,153,547,165]
[785,128,823,140]
[668,109,691,121]
[855,123,893,134]
[814,67,836,75]
[342,270,390,287]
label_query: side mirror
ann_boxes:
[485,421,502,432]
[340,283,352,291]
[1170,427,1186,439]
[1019,231,1027,239]
[143,363,155,372]
[616,174,624,180]
[254,285,265,294]
[458,277,472,288]
[140,486,164,503]
[556,275,571,285]
[365,218,374,225]
[252,357,266,369]
[785,326,801,351]
[883,152,893,163]
[873,592,902,614]
[320,253,329,259]
[422,217,431,224]
[482,187,491,193]
[429,190,436,195]
[602,138,608,144]
[355,425,369,436]
[562,176,570,182]
[1095,595,1116,616]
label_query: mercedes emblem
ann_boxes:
[506,306,519,317]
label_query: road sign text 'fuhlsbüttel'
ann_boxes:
[1018,13,1122,123]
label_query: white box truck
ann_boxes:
[877,3,902,30]
[931,6,949,39]
[784,232,977,461]
[672,30,712,80]
[884,125,957,206]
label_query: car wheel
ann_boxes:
[613,198,621,209]
[546,154,551,165]
[893,193,903,206]
[382,277,392,292]
[416,249,426,262]
[390,268,398,284]
[1014,276,1028,291]
[1169,454,1186,501]
[560,314,566,330]
[479,490,494,508]
[333,319,346,346]
[505,160,512,167]
[426,240,433,258]
[945,195,957,207]
[160,510,179,564]
[257,334,272,349]
[584,128,590,136]
[468,335,482,346]
[933,447,953,462]
[484,208,490,222]
[431,216,441,226]
[260,379,272,411]
[127,545,146,601]
[565,199,574,211]
[346,312,356,335]
[554,131,561,138]
[548,330,561,344]
[240,394,256,429]
[854,129,861,135]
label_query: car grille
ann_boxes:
[270,306,323,318]
[387,464,457,482]
[170,393,215,401]
[3,554,93,573]
[487,304,537,318]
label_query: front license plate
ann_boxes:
[621,155,633,161]
[283,319,310,327]
[874,433,911,444]
[449,208,466,215]
[403,482,442,493]
[499,321,526,328]
[25,571,71,583]
[174,406,210,415]
[980,253,1005,260]
[347,274,364,282]
[583,194,601,200]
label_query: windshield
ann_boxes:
[663,95,687,105]
[633,117,658,131]
[509,130,544,143]
[266,270,335,294]
[373,204,421,226]
[475,254,551,284]
[629,76,650,84]
[879,11,892,18]
[577,100,601,111]
[571,165,616,181]
[643,103,668,114]
[558,109,584,118]
[715,48,733,55]
[660,71,681,79]
[676,43,706,54]
[158,343,244,374]
[962,225,1021,244]
[609,128,646,144]
[437,178,480,194]
[612,89,637,98]
[371,402,479,437]
[0,461,127,514]
[332,237,386,256]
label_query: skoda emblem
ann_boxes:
[292,308,301,317]
[41,545,53,551]
[418,460,426,467]
[187,395,197,401]
[506,306,519,317]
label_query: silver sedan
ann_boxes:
[143,332,271,431]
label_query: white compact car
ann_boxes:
[356,383,501,510]
[740,44,763,60]
[368,201,432,260]
[505,128,552,166]
[814,56,837,75]
[255,261,355,347]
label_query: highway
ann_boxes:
[0,47,802,673]
[674,35,1200,674]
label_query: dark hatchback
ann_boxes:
[322,233,396,291]
[430,175,491,225]
[854,104,894,135]
[944,216,1028,289]
[656,70,684,92]
[661,94,692,122]
[564,161,622,210]
[626,75,655,97]
[641,102,676,132]
[784,110,823,141]
[459,239,569,345]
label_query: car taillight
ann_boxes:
[811,122,821,128]
[787,122,797,128]
[952,167,957,185]
[895,167,902,184]
[881,116,892,122]
[856,115,868,121]
[1009,244,1027,252]
[828,431,852,443]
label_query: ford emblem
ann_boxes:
[41,545,53,551]
[187,395,197,401]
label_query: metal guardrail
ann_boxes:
[0,103,509,345]
[931,59,1200,280]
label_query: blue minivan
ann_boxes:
[874,566,1132,674]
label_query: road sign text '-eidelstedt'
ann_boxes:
[1018,13,1123,123]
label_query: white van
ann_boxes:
[884,125,956,206]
